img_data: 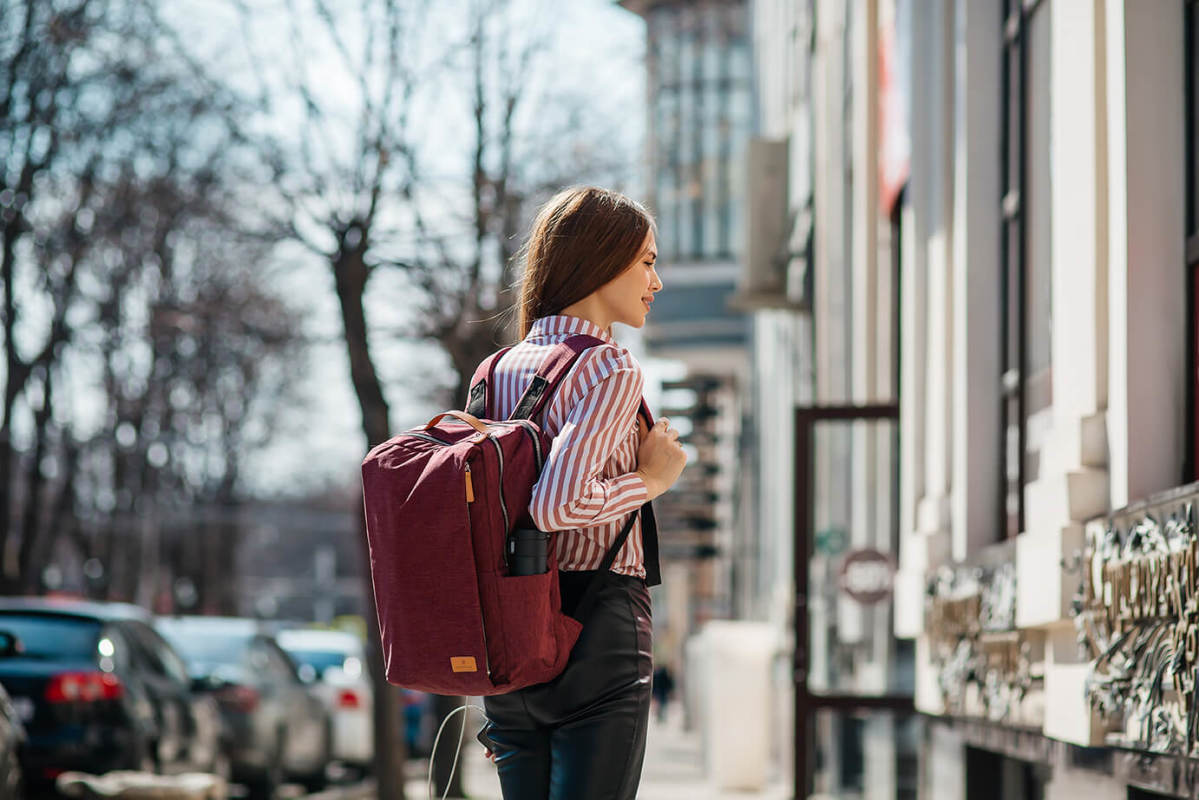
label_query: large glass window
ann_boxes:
[647,2,751,262]
[999,0,1052,539]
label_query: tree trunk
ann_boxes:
[430,693,468,798]
[332,237,409,800]
[18,367,53,594]
[0,218,24,589]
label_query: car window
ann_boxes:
[252,639,300,685]
[155,624,249,668]
[282,648,348,679]
[122,621,190,686]
[0,613,101,659]
[150,631,191,684]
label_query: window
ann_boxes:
[1129,789,1183,800]
[647,3,751,262]
[999,0,1052,539]
[1186,0,1199,480]
[964,749,1047,800]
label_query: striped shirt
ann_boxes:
[489,315,650,578]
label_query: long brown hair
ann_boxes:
[515,186,657,337]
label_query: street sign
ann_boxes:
[815,527,848,555]
[837,548,896,605]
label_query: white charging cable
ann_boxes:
[426,702,490,800]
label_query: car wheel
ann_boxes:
[211,749,233,783]
[246,734,285,800]
[131,735,157,774]
[0,747,22,800]
[299,721,331,792]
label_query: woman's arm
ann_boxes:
[528,354,648,532]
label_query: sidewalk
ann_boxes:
[403,706,791,800]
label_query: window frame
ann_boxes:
[998,0,1050,540]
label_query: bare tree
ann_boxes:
[1,0,304,599]
[213,0,641,794]
[0,0,102,589]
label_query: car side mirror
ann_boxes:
[0,631,23,658]
[296,664,317,685]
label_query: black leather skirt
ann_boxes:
[480,570,654,800]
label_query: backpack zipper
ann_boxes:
[439,418,545,473]
[462,468,493,681]
[510,420,544,471]
[407,431,451,446]
[410,427,507,529]
[486,437,510,533]
[489,420,544,472]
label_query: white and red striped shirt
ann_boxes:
[490,315,650,578]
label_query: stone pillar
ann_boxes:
[1104,0,1186,508]
[1017,0,1110,630]
[950,0,1001,559]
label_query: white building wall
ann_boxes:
[1017,0,1109,633]
[750,311,809,624]
[745,0,814,627]
[921,723,965,800]
[897,0,957,637]
[948,0,1001,564]
[911,0,1189,760]
[750,0,1195,791]
[1104,0,1187,509]
[811,0,851,408]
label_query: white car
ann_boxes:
[276,629,373,771]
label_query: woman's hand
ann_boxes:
[635,417,687,501]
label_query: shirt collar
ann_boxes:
[526,315,617,346]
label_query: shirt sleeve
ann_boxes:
[528,349,649,532]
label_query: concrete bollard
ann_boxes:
[690,620,776,792]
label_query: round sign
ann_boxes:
[838,548,896,605]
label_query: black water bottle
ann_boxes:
[507,527,550,575]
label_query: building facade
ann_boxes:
[618,0,758,682]
[745,0,1199,798]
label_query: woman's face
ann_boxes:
[592,229,662,329]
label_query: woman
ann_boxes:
[477,185,687,800]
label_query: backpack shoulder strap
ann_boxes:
[570,502,655,620]
[508,334,606,421]
[637,398,653,429]
[465,347,513,418]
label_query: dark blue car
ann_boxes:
[0,598,225,795]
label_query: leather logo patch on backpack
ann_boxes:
[450,656,478,673]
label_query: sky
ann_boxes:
[160,0,663,496]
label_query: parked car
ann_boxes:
[0,597,225,795]
[276,629,373,774]
[154,616,330,798]
[0,646,25,800]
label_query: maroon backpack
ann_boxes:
[361,335,651,695]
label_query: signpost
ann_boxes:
[838,548,896,605]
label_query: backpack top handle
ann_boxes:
[424,410,491,434]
